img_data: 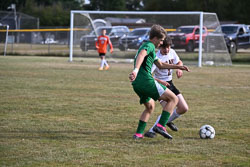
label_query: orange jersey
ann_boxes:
[96,35,113,53]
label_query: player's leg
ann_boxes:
[152,89,178,139]
[103,54,110,70]
[145,100,166,137]
[145,114,161,138]
[176,94,188,115]
[158,89,178,123]
[133,99,155,139]
[99,54,105,70]
[167,94,188,131]
[168,94,188,122]
[145,93,188,137]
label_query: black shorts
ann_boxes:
[99,53,106,56]
[166,80,180,96]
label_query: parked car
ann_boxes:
[205,24,250,56]
[80,26,129,51]
[118,27,150,51]
[168,25,208,52]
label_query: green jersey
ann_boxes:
[132,41,166,104]
[132,41,158,85]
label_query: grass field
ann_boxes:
[0,56,250,167]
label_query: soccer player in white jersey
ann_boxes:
[144,35,189,138]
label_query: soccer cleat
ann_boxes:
[98,67,104,71]
[167,122,178,131]
[153,123,173,139]
[133,133,144,140]
[144,131,157,138]
[104,65,110,70]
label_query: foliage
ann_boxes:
[143,0,250,24]
[20,0,70,26]
[1,0,83,26]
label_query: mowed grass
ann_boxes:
[0,56,250,167]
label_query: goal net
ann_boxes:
[69,11,232,66]
[0,24,9,56]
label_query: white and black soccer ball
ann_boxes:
[199,125,215,139]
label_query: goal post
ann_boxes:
[69,10,232,67]
[0,24,9,56]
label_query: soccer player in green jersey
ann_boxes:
[129,25,190,139]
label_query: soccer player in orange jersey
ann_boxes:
[95,29,113,70]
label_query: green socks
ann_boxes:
[136,120,147,134]
[158,110,171,127]
[136,111,170,134]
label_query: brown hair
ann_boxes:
[160,35,172,48]
[149,24,166,40]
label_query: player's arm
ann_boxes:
[108,37,113,53]
[154,59,190,72]
[129,49,147,82]
[95,37,99,49]
[151,65,170,86]
[176,60,183,78]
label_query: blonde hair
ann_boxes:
[149,24,166,40]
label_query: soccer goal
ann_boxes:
[69,11,232,67]
[0,24,9,56]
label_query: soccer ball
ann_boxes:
[199,125,215,139]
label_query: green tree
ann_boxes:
[20,0,70,26]
[87,0,126,11]
[143,0,187,11]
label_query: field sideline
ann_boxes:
[0,56,250,166]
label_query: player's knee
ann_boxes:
[179,104,189,114]
[182,105,189,113]
[148,105,155,114]
[173,95,179,106]
[145,104,155,114]
[184,105,189,113]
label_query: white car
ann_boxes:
[44,38,58,44]
[41,38,58,44]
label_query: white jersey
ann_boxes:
[151,49,180,81]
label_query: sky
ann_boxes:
[85,0,90,4]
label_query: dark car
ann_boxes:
[80,26,129,51]
[118,27,150,51]
[205,24,250,56]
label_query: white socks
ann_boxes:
[100,60,105,68]
[149,109,180,133]
[149,115,161,132]
[100,60,108,68]
[104,60,108,66]
[168,109,180,123]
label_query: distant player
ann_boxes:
[129,25,190,140]
[144,36,189,138]
[95,28,113,70]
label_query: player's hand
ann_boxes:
[110,48,113,53]
[129,71,137,82]
[176,69,183,78]
[162,81,170,87]
[179,65,190,72]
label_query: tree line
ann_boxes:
[1,0,250,26]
